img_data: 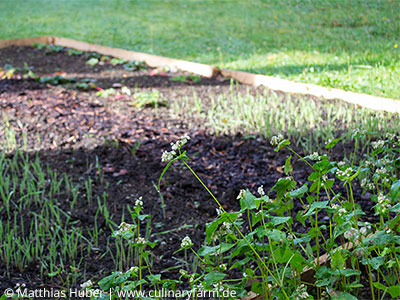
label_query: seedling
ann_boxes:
[123,60,147,71]
[86,57,99,66]
[36,74,75,85]
[110,57,126,65]
[171,74,201,83]
[33,43,64,53]
[132,90,167,108]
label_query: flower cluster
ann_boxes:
[257,185,265,196]
[336,167,353,178]
[127,266,139,274]
[181,236,193,249]
[376,193,392,214]
[80,280,93,289]
[270,133,284,146]
[360,223,372,236]
[161,134,190,162]
[372,140,385,149]
[331,204,346,216]
[344,227,359,241]
[135,196,143,207]
[236,189,246,200]
[161,150,176,163]
[309,152,321,161]
[114,222,136,236]
[171,134,190,150]
[293,284,310,300]
[135,236,146,245]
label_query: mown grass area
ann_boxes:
[1,0,399,98]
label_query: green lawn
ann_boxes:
[1,0,399,98]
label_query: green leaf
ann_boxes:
[388,286,400,297]
[303,201,329,217]
[198,243,235,256]
[290,184,308,198]
[284,155,293,175]
[331,251,345,270]
[390,180,400,201]
[329,291,358,300]
[325,136,343,149]
[270,216,291,226]
[373,282,388,292]
[293,235,311,245]
[333,269,361,277]
[204,272,226,285]
[240,189,257,210]
[98,273,116,290]
[86,57,99,66]
[369,257,385,270]
[313,159,330,171]
[364,231,394,246]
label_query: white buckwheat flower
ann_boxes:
[257,185,265,196]
[293,284,310,300]
[372,140,385,149]
[344,228,359,241]
[135,237,146,245]
[127,266,139,274]
[161,150,176,163]
[114,222,135,236]
[270,133,284,146]
[80,280,93,289]
[236,189,246,200]
[181,236,193,249]
[135,196,143,207]
[309,152,321,161]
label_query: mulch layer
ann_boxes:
[0,46,384,299]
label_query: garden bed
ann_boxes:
[0,45,399,300]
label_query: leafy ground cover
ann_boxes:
[0,0,399,98]
[0,46,399,299]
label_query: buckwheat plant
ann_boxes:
[88,196,181,299]
[159,132,400,300]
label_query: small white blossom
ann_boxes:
[385,133,396,140]
[181,236,193,249]
[161,150,176,163]
[127,266,139,274]
[135,196,143,207]
[361,178,367,187]
[257,185,265,196]
[337,161,346,167]
[135,237,146,245]
[372,140,385,149]
[344,228,359,240]
[338,208,346,216]
[114,222,135,236]
[218,264,227,271]
[270,134,284,146]
[309,152,321,161]
[80,280,93,289]
[331,203,339,210]
[360,227,368,236]
[293,284,310,300]
[236,189,246,200]
[216,207,223,215]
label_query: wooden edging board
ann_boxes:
[1,36,399,113]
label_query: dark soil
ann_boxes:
[0,46,387,299]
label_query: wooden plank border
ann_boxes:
[1,36,399,113]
